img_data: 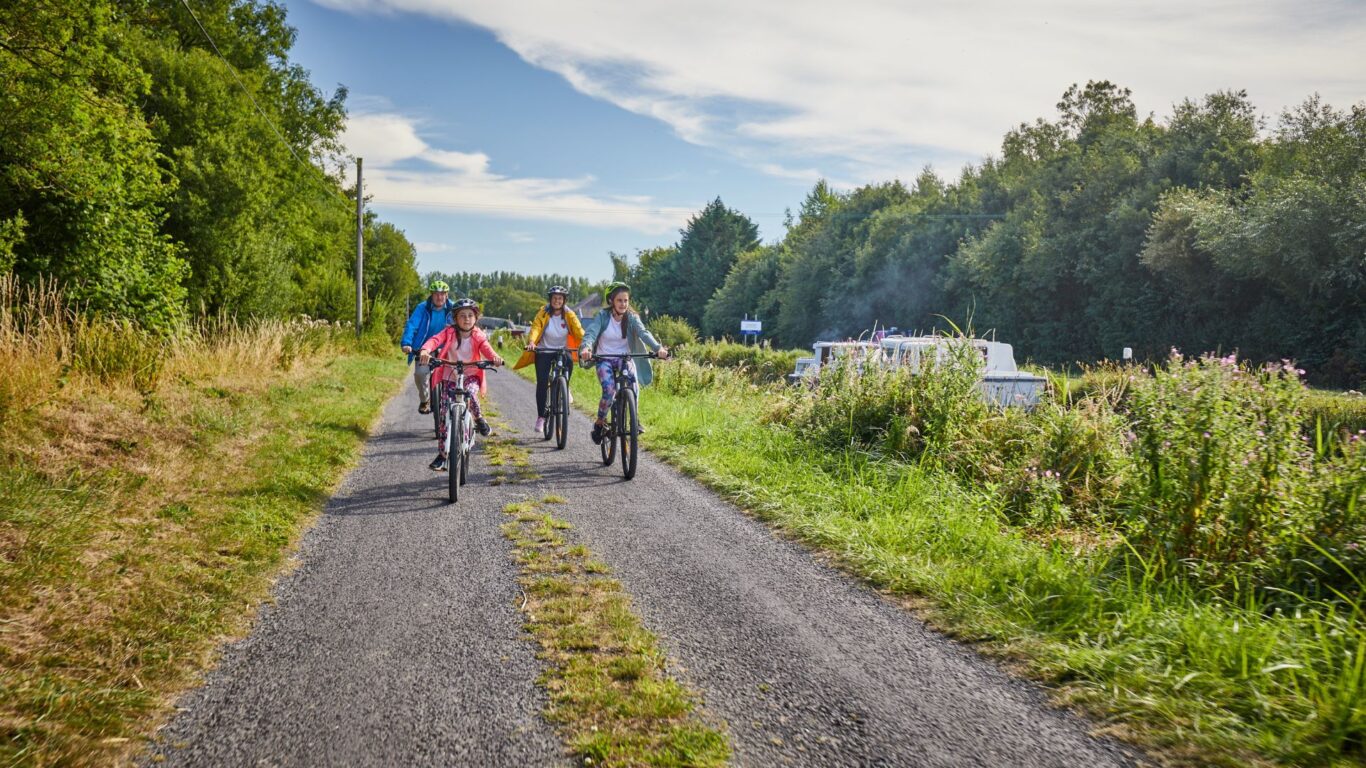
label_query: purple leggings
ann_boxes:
[437,379,483,456]
[595,359,636,421]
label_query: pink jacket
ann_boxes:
[420,326,499,392]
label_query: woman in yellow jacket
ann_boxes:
[513,285,585,433]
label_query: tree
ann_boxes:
[702,245,785,339]
[638,198,759,327]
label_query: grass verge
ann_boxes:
[0,352,404,766]
[501,496,730,767]
[500,342,1363,767]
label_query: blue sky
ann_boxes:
[283,0,1365,281]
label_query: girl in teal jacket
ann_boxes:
[580,282,669,444]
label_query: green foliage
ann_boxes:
[608,354,1366,766]
[701,245,784,338]
[632,198,759,328]
[1119,353,1364,601]
[647,315,698,348]
[470,285,546,323]
[674,340,802,385]
[428,271,599,305]
[774,341,986,461]
[686,84,1362,387]
[0,0,415,335]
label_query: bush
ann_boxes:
[675,340,803,384]
[777,340,986,461]
[1117,351,1366,597]
[647,315,698,348]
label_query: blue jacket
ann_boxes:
[401,298,456,362]
[581,310,663,386]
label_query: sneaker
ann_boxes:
[429,454,446,471]
[475,419,492,436]
[534,417,546,433]
[418,402,431,414]
[590,423,604,444]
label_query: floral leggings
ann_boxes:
[595,358,636,421]
[436,379,483,456]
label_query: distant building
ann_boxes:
[572,294,602,319]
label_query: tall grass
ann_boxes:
[615,353,1366,766]
[674,340,803,384]
[1,274,402,765]
[1,274,372,435]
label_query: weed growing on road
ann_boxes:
[501,499,730,767]
[484,413,541,484]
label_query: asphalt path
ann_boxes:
[150,368,1143,767]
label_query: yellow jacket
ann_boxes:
[513,306,586,369]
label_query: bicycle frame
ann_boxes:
[428,358,496,501]
[590,352,657,480]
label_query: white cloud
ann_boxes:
[317,0,1365,182]
[340,111,692,234]
[507,231,535,244]
[413,241,455,253]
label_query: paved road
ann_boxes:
[150,370,1142,767]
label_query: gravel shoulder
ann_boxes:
[494,370,1144,768]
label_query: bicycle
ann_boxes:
[589,352,658,481]
[535,347,578,449]
[429,358,498,502]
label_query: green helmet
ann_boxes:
[428,280,450,293]
[603,281,630,304]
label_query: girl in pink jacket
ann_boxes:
[418,298,505,471]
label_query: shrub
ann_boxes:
[675,341,803,384]
[779,340,986,461]
[647,315,698,348]
[1119,352,1344,590]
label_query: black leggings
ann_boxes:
[535,351,574,414]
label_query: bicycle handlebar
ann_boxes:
[587,352,662,359]
[428,359,500,371]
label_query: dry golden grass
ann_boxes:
[1,276,401,765]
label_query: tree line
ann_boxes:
[1,0,420,332]
[619,83,1364,387]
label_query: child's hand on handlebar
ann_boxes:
[418,350,430,365]
[656,346,670,360]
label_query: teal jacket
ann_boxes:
[581,311,663,386]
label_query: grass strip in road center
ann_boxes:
[501,496,730,767]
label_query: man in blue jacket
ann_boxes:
[401,280,455,413]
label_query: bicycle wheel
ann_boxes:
[448,403,464,502]
[599,399,616,466]
[460,410,472,486]
[620,386,639,480]
[554,377,569,450]
[431,380,443,438]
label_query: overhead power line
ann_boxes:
[176,0,309,168]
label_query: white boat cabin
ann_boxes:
[788,335,1047,407]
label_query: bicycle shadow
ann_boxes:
[326,478,449,516]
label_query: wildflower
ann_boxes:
[1202,431,1211,439]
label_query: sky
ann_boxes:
[281,0,1366,281]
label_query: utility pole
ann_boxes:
[355,157,364,339]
